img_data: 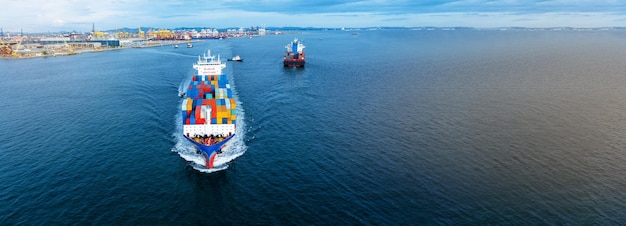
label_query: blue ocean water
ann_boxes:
[1,30,626,224]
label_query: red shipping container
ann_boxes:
[185,118,190,125]
[202,99,213,106]
[211,104,217,118]
[196,118,206,124]
[195,106,202,119]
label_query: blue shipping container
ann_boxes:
[187,89,197,99]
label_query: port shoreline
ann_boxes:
[0,40,201,60]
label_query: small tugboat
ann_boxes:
[187,42,193,48]
[227,55,243,62]
[174,44,178,48]
[283,38,305,67]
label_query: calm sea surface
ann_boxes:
[1,30,626,224]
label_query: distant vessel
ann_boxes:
[174,45,178,48]
[227,55,243,62]
[283,38,305,67]
[187,42,193,48]
[181,50,237,168]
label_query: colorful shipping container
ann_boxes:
[181,74,237,125]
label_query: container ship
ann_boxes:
[181,50,237,168]
[283,38,305,67]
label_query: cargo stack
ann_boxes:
[182,74,237,125]
[181,49,239,169]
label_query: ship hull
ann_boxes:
[283,59,305,67]
[184,135,235,168]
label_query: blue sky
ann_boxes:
[3,0,626,32]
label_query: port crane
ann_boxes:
[12,38,23,57]
[63,39,76,55]
[138,25,144,38]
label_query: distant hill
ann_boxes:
[19,26,626,36]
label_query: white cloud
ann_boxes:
[3,0,626,32]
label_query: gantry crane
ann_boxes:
[63,38,76,55]
[138,25,144,38]
[9,37,23,57]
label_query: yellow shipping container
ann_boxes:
[186,98,193,111]
[218,111,230,118]
[230,99,236,109]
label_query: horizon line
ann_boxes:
[4,26,626,34]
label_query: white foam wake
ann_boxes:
[178,74,192,96]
